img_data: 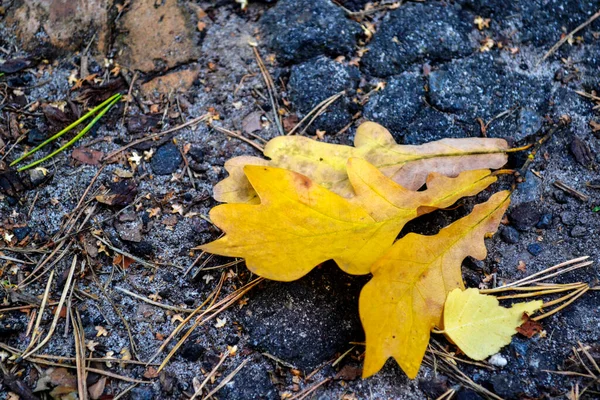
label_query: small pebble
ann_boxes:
[535,213,552,229]
[570,226,587,237]
[151,143,182,175]
[488,353,508,367]
[527,243,543,256]
[553,190,568,204]
[560,211,576,226]
[500,226,520,244]
[12,226,31,241]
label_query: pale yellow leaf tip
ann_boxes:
[443,288,542,361]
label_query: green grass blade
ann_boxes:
[10,93,121,167]
[17,94,121,172]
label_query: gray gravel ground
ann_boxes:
[0,1,599,399]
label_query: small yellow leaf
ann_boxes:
[214,122,508,203]
[202,159,498,281]
[359,191,510,379]
[95,326,108,337]
[443,288,542,360]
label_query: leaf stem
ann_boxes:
[10,93,121,167]
[16,94,121,171]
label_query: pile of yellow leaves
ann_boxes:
[200,122,541,379]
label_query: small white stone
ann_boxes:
[488,353,508,367]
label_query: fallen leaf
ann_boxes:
[88,376,106,400]
[128,151,143,165]
[86,340,99,352]
[213,122,508,203]
[474,16,491,30]
[95,326,108,337]
[71,147,104,165]
[359,191,511,378]
[215,317,227,328]
[96,180,138,207]
[443,288,542,360]
[0,58,32,73]
[480,38,495,52]
[202,158,498,280]
[144,367,160,379]
[114,168,134,178]
[516,314,544,338]
[242,111,263,134]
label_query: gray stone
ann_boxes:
[570,226,587,237]
[428,53,550,141]
[151,143,182,175]
[363,73,424,138]
[288,56,360,134]
[362,2,474,77]
[261,0,361,64]
[239,265,366,371]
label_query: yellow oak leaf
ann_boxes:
[214,121,508,203]
[443,288,542,360]
[201,157,498,281]
[359,190,510,379]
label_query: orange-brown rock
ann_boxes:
[118,0,199,72]
[140,67,199,99]
[8,0,111,53]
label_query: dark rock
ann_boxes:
[527,243,543,256]
[458,0,600,48]
[261,0,361,64]
[362,2,474,77]
[553,190,568,204]
[12,226,31,241]
[536,213,553,229]
[180,337,206,362]
[428,53,550,140]
[26,128,45,145]
[418,376,449,399]
[5,196,18,206]
[500,226,520,244]
[288,57,360,133]
[162,271,176,283]
[130,387,155,400]
[513,171,541,205]
[363,73,424,137]
[570,226,587,237]
[28,167,51,187]
[225,334,240,346]
[219,357,278,400]
[490,374,524,399]
[127,240,154,257]
[403,107,469,144]
[508,202,541,231]
[151,143,182,175]
[188,146,204,163]
[239,264,366,370]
